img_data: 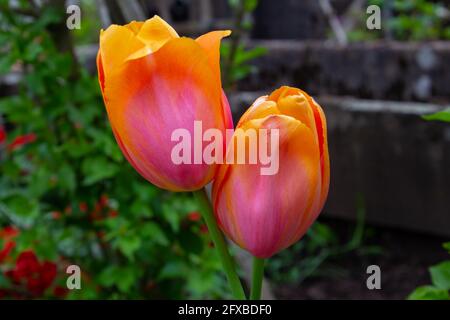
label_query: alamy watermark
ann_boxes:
[366,5,381,30]
[171,121,280,176]
[366,265,381,290]
[66,264,81,290]
[66,4,81,30]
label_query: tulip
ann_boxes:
[212,86,330,258]
[7,133,37,152]
[97,16,233,191]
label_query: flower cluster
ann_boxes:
[0,228,65,299]
[98,16,330,259]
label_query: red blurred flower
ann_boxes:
[7,133,36,152]
[108,210,118,218]
[79,202,88,213]
[0,289,7,299]
[0,226,19,238]
[96,231,105,240]
[0,126,6,144]
[99,194,109,208]
[5,250,57,296]
[13,251,41,278]
[64,205,72,215]
[200,224,209,234]
[53,286,68,298]
[51,211,62,220]
[187,211,201,222]
[0,241,15,263]
[0,226,19,263]
[39,261,57,289]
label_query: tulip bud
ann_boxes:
[212,86,330,258]
[97,16,233,191]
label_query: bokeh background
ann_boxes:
[0,0,449,300]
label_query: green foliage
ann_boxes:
[408,243,450,300]
[388,0,449,41]
[0,3,228,299]
[422,108,450,122]
[72,0,102,45]
[221,44,266,84]
[221,0,266,89]
[348,0,450,42]
[430,261,450,290]
[408,286,449,300]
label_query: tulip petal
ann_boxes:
[97,51,105,93]
[310,98,330,207]
[102,37,229,191]
[268,86,302,102]
[127,16,179,61]
[236,95,279,127]
[196,30,231,87]
[99,26,146,79]
[213,115,322,258]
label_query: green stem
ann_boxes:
[193,188,246,300]
[250,257,265,300]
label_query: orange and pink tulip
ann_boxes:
[97,16,233,191]
[212,86,330,258]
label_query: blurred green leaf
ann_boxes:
[430,261,450,290]
[408,285,449,300]
[234,46,267,65]
[158,260,188,280]
[1,194,39,225]
[243,0,258,12]
[140,222,169,246]
[81,156,119,185]
[98,265,141,292]
[58,163,76,193]
[117,234,142,260]
[422,109,450,122]
[443,242,450,253]
[179,230,203,255]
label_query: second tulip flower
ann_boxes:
[212,86,330,258]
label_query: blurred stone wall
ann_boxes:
[239,41,450,103]
[252,0,327,40]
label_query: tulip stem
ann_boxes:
[193,188,247,300]
[250,257,265,300]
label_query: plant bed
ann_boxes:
[270,217,449,300]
